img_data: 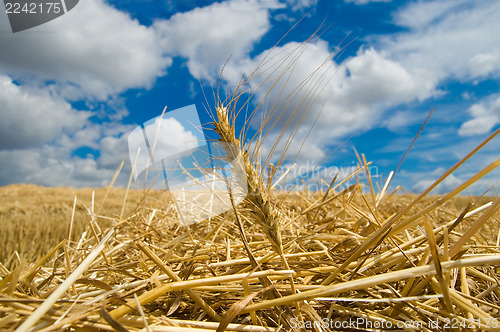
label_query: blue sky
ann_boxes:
[0,0,499,195]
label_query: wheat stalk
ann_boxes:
[213,105,285,261]
[212,103,300,328]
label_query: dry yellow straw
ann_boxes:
[241,255,500,313]
[15,230,114,332]
[109,269,294,319]
[136,242,221,321]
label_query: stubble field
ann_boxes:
[1,176,500,331]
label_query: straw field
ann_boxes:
[1,124,500,331]
[2,41,500,331]
[0,184,170,265]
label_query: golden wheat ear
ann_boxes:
[213,105,284,257]
[212,103,300,329]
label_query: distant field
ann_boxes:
[1,182,500,330]
[0,184,172,265]
[1,183,496,266]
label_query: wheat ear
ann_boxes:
[213,105,285,259]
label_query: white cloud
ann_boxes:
[0,73,133,187]
[383,110,424,132]
[410,165,500,196]
[469,50,500,79]
[345,0,391,4]
[97,133,130,169]
[0,75,90,149]
[248,0,500,158]
[143,117,200,163]
[0,0,282,188]
[392,0,468,29]
[0,123,133,187]
[0,147,112,187]
[459,96,500,136]
[2,0,500,190]
[390,129,500,195]
[57,125,102,151]
[153,0,281,80]
[412,171,463,194]
[338,48,436,105]
[0,0,171,100]
[223,41,437,162]
[0,0,177,187]
[382,0,500,82]
[284,0,318,11]
[56,121,134,153]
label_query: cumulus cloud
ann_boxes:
[383,110,424,132]
[410,165,500,196]
[0,147,110,187]
[0,0,171,100]
[344,0,391,4]
[0,73,133,187]
[129,117,200,175]
[459,96,500,136]
[223,40,437,162]
[153,0,281,80]
[391,0,467,29]
[284,0,319,11]
[0,0,178,187]
[0,0,283,187]
[337,48,436,105]
[382,0,500,81]
[223,0,500,168]
[412,170,463,194]
[0,122,133,187]
[2,0,500,191]
[469,50,500,79]
[97,133,130,169]
[0,75,90,149]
